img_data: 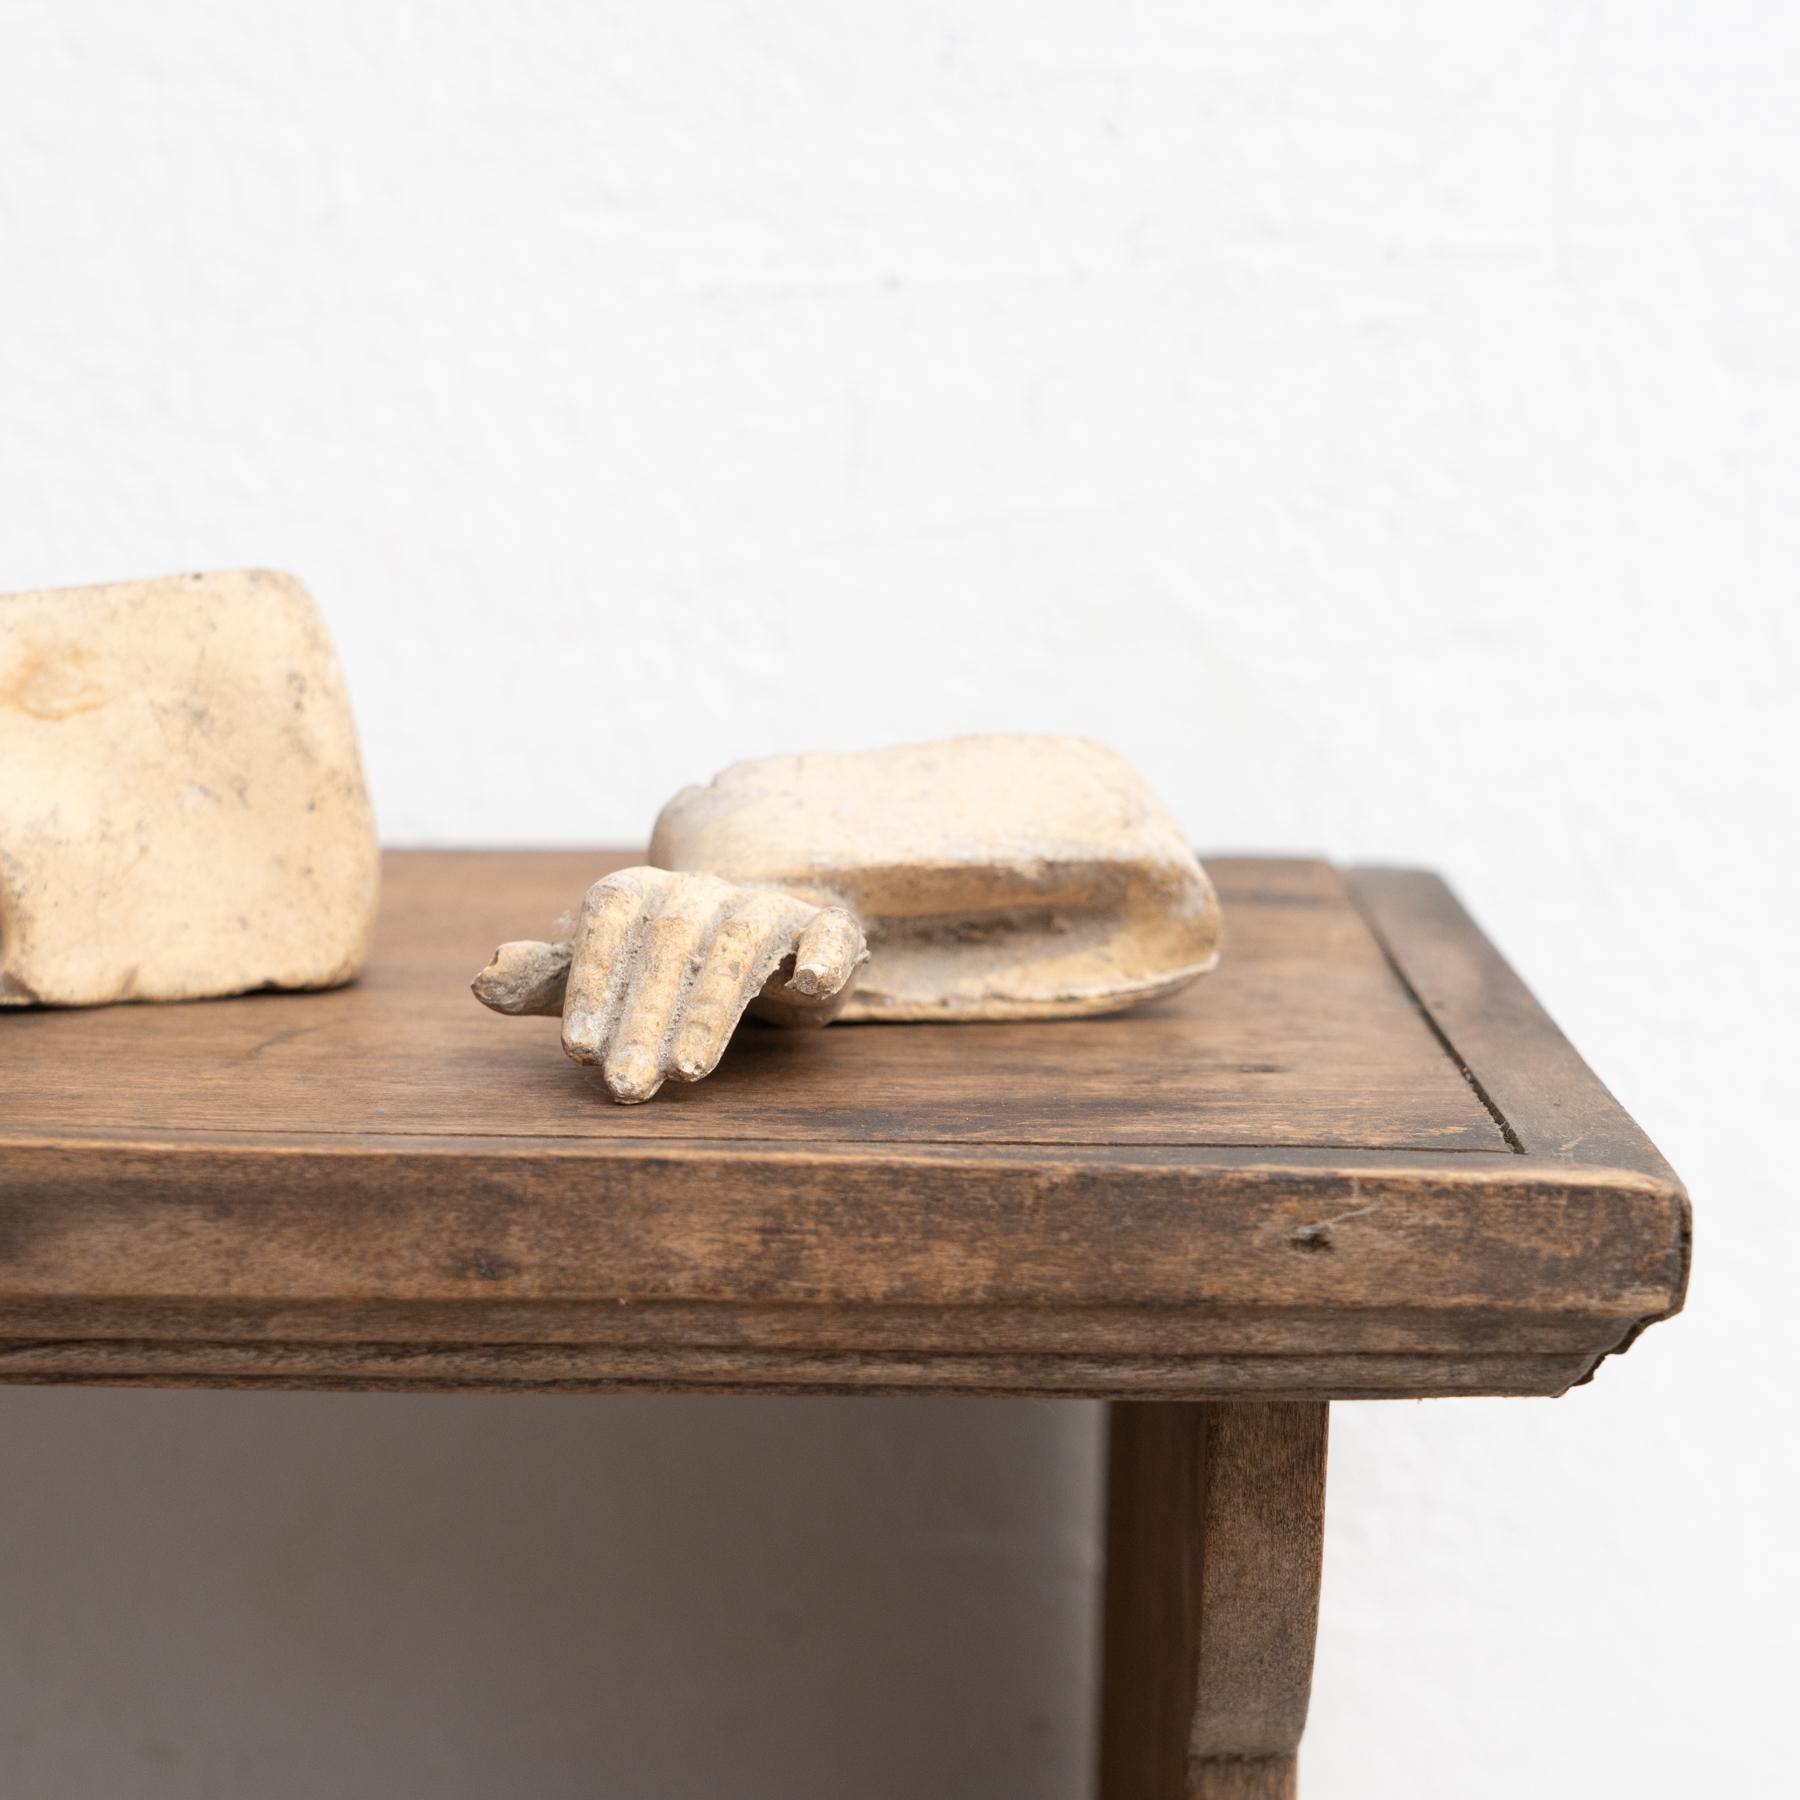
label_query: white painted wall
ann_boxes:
[2,3,1794,1793]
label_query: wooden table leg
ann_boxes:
[1099,1401,1329,1800]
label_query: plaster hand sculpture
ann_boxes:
[0,569,378,1007]
[474,735,1221,1105]
[473,867,867,1104]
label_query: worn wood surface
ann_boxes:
[0,851,1689,1398]
[1,854,1498,1148]
[1100,1402,1328,1800]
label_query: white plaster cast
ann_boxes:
[474,735,1219,1101]
[0,570,379,1007]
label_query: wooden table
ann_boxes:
[0,851,1689,1798]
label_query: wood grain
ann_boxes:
[1100,1402,1328,1800]
[0,853,1506,1150]
[1346,867,1680,1176]
[0,852,1688,1398]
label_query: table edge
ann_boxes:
[0,857,1690,1399]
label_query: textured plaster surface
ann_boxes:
[650,735,1221,1018]
[0,570,377,1005]
[1,3,1794,1796]
[475,864,866,1102]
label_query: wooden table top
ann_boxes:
[0,851,1688,1401]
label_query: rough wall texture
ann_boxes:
[1,3,1793,1796]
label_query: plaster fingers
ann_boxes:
[560,868,655,1064]
[601,872,738,1102]
[789,906,865,1001]
[471,939,573,1016]
[748,905,869,1030]
[470,867,868,1104]
[666,889,815,1085]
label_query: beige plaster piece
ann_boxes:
[473,866,866,1103]
[0,569,379,1007]
[650,735,1221,1020]
[474,735,1219,1103]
